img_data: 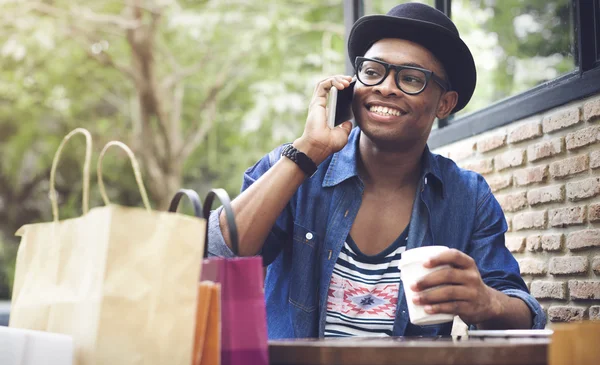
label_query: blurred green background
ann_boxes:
[0,0,573,299]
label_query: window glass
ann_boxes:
[364,0,435,15]
[451,0,576,116]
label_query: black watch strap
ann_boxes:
[281,144,318,177]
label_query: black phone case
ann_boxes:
[334,80,355,126]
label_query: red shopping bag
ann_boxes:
[169,188,269,365]
[201,189,269,365]
[168,190,221,365]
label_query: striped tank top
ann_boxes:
[324,229,408,337]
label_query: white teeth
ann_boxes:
[369,105,402,116]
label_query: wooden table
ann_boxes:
[269,336,550,365]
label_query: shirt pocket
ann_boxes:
[288,223,320,313]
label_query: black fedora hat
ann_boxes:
[348,2,476,113]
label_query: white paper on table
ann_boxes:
[0,326,73,365]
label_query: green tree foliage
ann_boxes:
[453,0,574,114]
[0,0,346,297]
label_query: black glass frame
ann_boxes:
[355,57,451,95]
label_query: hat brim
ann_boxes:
[348,15,476,113]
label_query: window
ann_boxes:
[364,0,435,14]
[451,0,576,116]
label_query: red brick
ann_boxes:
[448,142,476,162]
[526,235,542,252]
[548,306,587,322]
[583,97,600,122]
[527,137,564,162]
[567,177,600,201]
[487,175,512,193]
[591,150,600,169]
[550,155,589,179]
[566,126,600,150]
[549,206,586,227]
[513,211,547,231]
[477,134,506,153]
[495,149,526,171]
[542,107,582,133]
[542,234,564,252]
[567,229,600,250]
[549,256,588,275]
[590,203,600,223]
[592,256,600,275]
[497,192,528,213]
[506,236,525,253]
[531,281,567,300]
[568,280,600,300]
[527,185,565,206]
[591,306,600,321]
[518,258,547,275]
[462,158,494,175]
[508,122,542,144]
[514,165,549,186]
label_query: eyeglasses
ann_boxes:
[355,57,451,95]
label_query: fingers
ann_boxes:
[424,248,476,270]
[422,301,471,315]
[329,121,353,149]
[310,75,353,108]
[411,266,472,291]
[412,284,475,306]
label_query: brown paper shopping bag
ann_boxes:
[10,129,205,365]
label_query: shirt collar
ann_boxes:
[322,127,445,198]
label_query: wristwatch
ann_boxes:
[281,144,318,177]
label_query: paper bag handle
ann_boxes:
[168,189,203,218]
[49,128,92,222]
[97,141,152,211]
[203,189,239,257]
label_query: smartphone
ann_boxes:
[327,79,355,128]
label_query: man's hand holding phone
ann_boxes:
[293,75,354,166]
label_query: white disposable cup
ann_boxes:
[398,246,455,326]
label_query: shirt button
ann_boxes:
[305,232,313,240]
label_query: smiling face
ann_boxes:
[352,38,458,151]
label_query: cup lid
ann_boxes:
[398,245,449,269]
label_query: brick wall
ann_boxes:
[434,95,600,326]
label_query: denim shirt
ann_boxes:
[208,127,546,339]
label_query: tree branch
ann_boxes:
[162,53,211,90]
[69,25,137,81]
[170,83,185,152]
[177,48,252,159]
[74,6,141,29]
[28,2,142,30]
[179,100,217,161]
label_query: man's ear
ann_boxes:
[436,91,459,119]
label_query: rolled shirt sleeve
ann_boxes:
[469,175,547,329]
[205,145,293,263]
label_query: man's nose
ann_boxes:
[373,72,400,97]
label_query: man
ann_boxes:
[208,3,546,338]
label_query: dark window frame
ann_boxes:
[344,0,600,149]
